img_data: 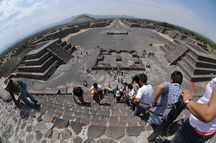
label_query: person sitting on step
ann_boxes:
[129,84,140,111]
[73,86,85,105]
[90,83,104,104]
[132,73,154,116]
[122,83,134,105]
[0,74,40,109]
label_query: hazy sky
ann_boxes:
[0,0,216,53]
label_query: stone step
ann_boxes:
[24,45,48,60]
[191,74,214,82]
[47,45,71,64]
[18,56,57,73]
[181,58,194,73]
[166,45,189,65]
[22,52,51,66]
[196,61,216,69]
[16,60,60,80]
[185,52,216,69]
[178,58,216,82]
[189,47,216,64]
[194,68,216,75]
[187,42,209,54]
[177,60,193,79]
[185,52,197,65]
[181,57,216,75]
[38,95,132,115]
[198,55,216,65]
[40,103,142,128]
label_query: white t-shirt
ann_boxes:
[190,78,216,132]
[90,84,102,91]
[135,84,153,104]
[129,89,136,97]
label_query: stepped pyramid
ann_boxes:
[16,39,75,80]
[162,40,216,82]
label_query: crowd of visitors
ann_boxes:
[94,70,216,143]
[1,70,216,143]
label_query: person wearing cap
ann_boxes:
[171,77,216,143]
[0,74,40,109]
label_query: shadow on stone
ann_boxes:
[99,103,111,106]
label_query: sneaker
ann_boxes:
[154,136,165,143]
[148,130,161,142]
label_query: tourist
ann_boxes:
[123,83,139,108]
[0,74,40,109]
[115,88,122,103]
[90,83,104,104]
[133,73,154,116]
[129,84,140,110]
[148,71,183,124]
[171,77,216,143]
[73,86,85,105]
[147,71,183,141]
[122,84,133,105]
[132,74,141,84]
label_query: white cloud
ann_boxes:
[0,0,215,53]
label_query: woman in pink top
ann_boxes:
[171,78,216,143]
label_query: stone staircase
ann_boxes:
[15,39,73,80]
[36,93,145,127]
[32,91,149,140]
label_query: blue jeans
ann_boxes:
[133,103,148,116]
[171,119,214,143]
[20,88,36,107]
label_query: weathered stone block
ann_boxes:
[53,118,69,129]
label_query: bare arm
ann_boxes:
[184,88,216,123]
[134,97,141,104]
[151,84,166,106]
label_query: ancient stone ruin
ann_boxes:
[15,39,74,80]
[92,49,145,71]
[161,40,216,82]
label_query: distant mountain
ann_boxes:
[67,14,96,24]
[87,14,137,19]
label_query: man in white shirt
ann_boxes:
[133,73,153,116]
[171,77,216,143]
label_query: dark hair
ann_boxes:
[93,83,98,88]
[171,71,183,85]
[73,87,83,97]
[139,73,148,83]
[128,84,133,89]
[132,74,140,84]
